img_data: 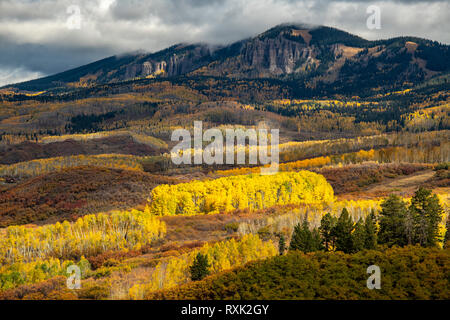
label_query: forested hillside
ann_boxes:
[0,23,448,301]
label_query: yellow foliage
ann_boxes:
[149,171,334,216]
[0,207,166,264]
[128,234,277,299]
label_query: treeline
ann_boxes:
[0,154,147,179]
[149,171,334,216]
[279,130,449,163]
[285,188,447,255]
[216,145,447,177]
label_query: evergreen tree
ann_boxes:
[319,212,336,251]
[444,215,450,249]
[364,212,377,249]
[409,187,443,247]
[278,234,286,255]
[334,208,354,253]
[352,218,366,252]
[190,253,211,281]
[289,218,322,253]
[378,195,408,247]
[310,228,323,252]
[289,220,309,252]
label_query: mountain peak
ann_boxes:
[4,24,449,93]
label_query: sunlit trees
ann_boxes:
[0,257,90,290]
[0,207,166,264]
[150,171,334,216]
[128,234,277,299]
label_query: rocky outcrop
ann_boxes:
[124,44,213,79]
[9,24,449,91]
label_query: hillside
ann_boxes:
[4,24,449,95]
[0,166,176,227]
[148,246,450,300]
[0,20,448,302]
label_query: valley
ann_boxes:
[0,23,448,300]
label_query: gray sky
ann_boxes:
[0,0,449,86]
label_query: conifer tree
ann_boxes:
[364,212,377,250]
[334,208,354,253]
[319,212,336,251]
[189,253,211,281]
[409,187,443,247]
[278,234,286,255]
[378,195,408,247]
[289,218,322,253]
[289,220,308,252]
[352,219,366,252]
[444,215,450,249]
[310,228,323,252]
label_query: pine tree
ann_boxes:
[334,208,354,253]
[278,234,286,255]
[444,215,450,249]
[310,228,323,252]
[378,195,408,247]
[352,219,366,252]
[319,212,336,251]
[189,253,211,281]
[364,212,377,249]
[409,187,443,247]
[289,218,322,253]
[289,221,308,252]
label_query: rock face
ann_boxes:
[124,44,214,79]
[118,24,448,85]
[204,29,322,78]
[9,24,450,91]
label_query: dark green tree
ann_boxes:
[364,211,377,250]
[190,253,211,281]
[378,194,408,247]
[319,212,336,251]
[310,228,323,252]
[409,187,443,247]
[289,218,322,253]
[278,234,286,255]
[334,208,354,253]
[444,215,450,249]
[352,218,366,252]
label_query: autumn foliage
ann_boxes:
[149,171,334,216]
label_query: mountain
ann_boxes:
[5,24,450,93]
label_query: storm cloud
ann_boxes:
[0,0,448,86]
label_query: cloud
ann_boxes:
[0,67,44,87]
[0,0,449,87]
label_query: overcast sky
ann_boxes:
[0,0,449,86]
